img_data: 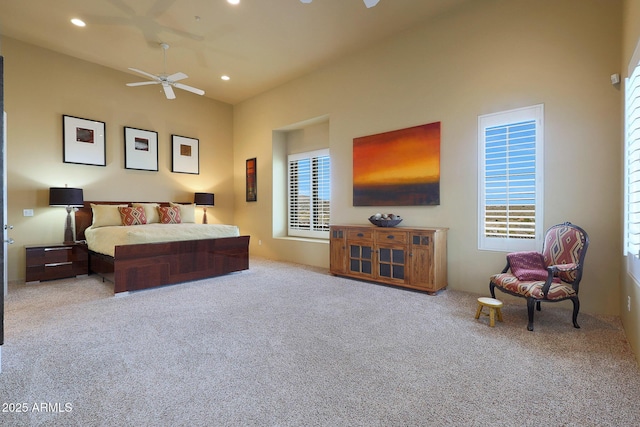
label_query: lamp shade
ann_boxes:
[49,187,84,207]
[194,192,214,206]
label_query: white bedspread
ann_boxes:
[85,223,241,257]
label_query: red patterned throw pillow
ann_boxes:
[507,251,549,282]
[158,206,182,224]
[118,206,147,226]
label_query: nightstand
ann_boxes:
[25,243,89,283]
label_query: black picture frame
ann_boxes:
[124,127,158,171]
[62,115,106,166]
[171,134,199,174]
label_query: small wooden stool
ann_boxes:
[475,297,503,327]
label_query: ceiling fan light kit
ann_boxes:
[126,43,205,100]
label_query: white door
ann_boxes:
[3,111,8,298]
[1,54,5,371]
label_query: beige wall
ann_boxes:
[3,37,235,282]
[622,0,640,363]
[234,0,623,316]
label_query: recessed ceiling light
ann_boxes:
[227,0,240,5]
[70,18,86,27]
[221,75,230,81]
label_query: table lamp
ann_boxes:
[49,187,84,244]
[194,192,214,224]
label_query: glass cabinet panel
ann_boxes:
[349,244,373,275]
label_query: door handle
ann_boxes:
[4,238,14,244]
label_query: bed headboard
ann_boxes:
[74,201,177,241]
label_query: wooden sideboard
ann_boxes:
[329,225,448,294]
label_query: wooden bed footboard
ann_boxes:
[90,236,250,293]
[78,201,250,293]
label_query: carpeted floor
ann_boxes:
[1,257,639,426]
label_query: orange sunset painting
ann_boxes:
[353,122,440,206]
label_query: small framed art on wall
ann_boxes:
[63,115,106,166]
[124,127,158,171]
[171,134,199,174]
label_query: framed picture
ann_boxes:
[171,135,199,174]
[124,127,158,171]
[63,115,106,166]
[246,157,257,202]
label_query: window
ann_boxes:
[288,149,330,239]
[478,104,544,252]
[625,57,640,283]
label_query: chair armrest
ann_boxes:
[501,261,510,274]
[541,263,579,297]
[548,263,578,273]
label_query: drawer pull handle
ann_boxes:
[357,233,364,237]
[45,262,72,267]
[387,235,395,239]
[44,247,72,251]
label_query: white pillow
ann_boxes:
[170,202,195,223]
[91,204,128,228]
[132,203,160,224]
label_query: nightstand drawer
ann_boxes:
[26,246,75,266]
[25,243,88,282]
[26,263,76,281]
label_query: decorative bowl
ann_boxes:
[368,218,403,227]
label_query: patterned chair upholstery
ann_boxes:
[489,222,589,331]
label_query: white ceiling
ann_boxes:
[0,0,469,104]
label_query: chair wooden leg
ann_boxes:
[526,298,536,331]
[536,301,541,311]
[572,297,581,329]
[489,282,496,299]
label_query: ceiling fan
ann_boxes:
[126,43,205,100]
[300,0,380,7]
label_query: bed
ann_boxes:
[75,201,250,294]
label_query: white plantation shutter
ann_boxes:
[478,105,544,252]
[625,59,640,282]
[313,155,331,231]
[288,149,330,238]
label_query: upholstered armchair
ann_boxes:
[489,222,589,331]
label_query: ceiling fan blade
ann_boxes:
[162,83,176,99]
[146,0,176,19]
[167,72,188,82]
[173,82,205,96]
[126,81,160,87]
[128,67,161,81]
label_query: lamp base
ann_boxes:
[202,207,208,224]
[64,207,75,244]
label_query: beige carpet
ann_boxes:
[2,257,639,426]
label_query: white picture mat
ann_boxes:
[171,135,199,174]
[124,127,158,171]
[63,115,106,166]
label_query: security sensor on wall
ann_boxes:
[611,73,621,85]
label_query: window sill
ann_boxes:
[275,236,329,245]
